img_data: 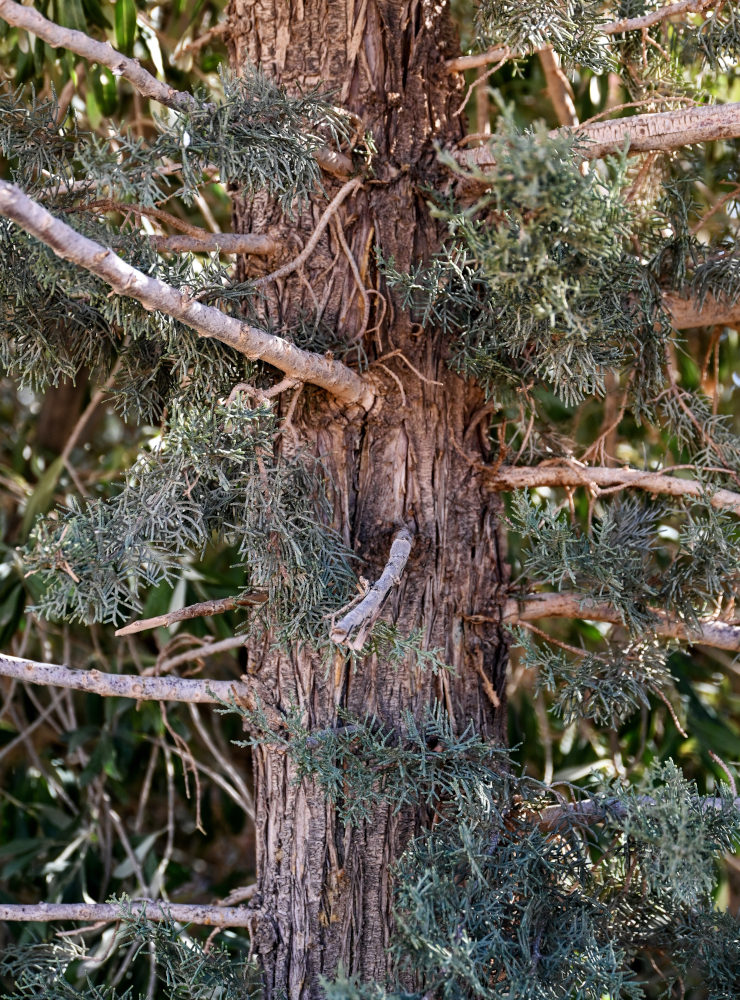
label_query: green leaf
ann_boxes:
[114,0,137,56]
[20,456,64,540]
[112,829,163,878]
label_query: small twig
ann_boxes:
[115,593,267,636]
[330,527,414,649]
[179,20,227,55]
[376,363,407,406]
[453,55,508,118]
[254,178,362,288]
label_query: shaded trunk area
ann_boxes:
[226,0,510,993]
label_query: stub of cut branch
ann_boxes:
[0,653,250,705]
[0,181,373,408]
[489,463,740,514]
[115,593,268,636]
[0,900,253,927]
[500,593,740,651]
[330,527,414,649]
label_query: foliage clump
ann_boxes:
[387,117,665,405]
[23,399,355,641]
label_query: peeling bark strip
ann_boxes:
[0,181,373,407]
[459,103,740,166]
[0,0,198,113]
[330,527,414,648]
[0,653,249,704]
[0,901,253,927]
[489,464,740,514]
[500,594,740,650]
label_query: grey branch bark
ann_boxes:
[664,289,740,330]
[0,0,199,114]
[500,594,740,650]
[0,653,250,704]
[459,103,740,167]
[0,181,373,408]
[330,527,414,649]
[446,0,715,72]
[488,464,740,514]
[0,900,253,927]
[538,792,740,829]
[0,0,351,179]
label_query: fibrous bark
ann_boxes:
[226,0,508,994]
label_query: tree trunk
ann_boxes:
[226,1,510,995]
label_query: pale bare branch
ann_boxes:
[602,0,716,35]
[488,463,740,513]
[0,180,374,408]
[496,594,740,651]
[446,44,511,73]
[459,102,740,168]
[0,653,248,705]
[330,527,414,649]
[664,289,740,330]
[0,0,198,114]
[538,792,740,830]
[115,594,268,636]
[0,900,253,927]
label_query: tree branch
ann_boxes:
[537,792,740,830]
[153,232,277,255]
[0,653,249,704]
[664,289,740,330]
[538,47,578,128]
[0,0,199,114]
[0,180,374,408]
[459,103,740,168]
[446,0,715,73]
[115,594,267,636]
[488,463,740,513]
[0,0,352,180]
[498,594,740,650]
[330,527,414,649]
[0,900,253,927]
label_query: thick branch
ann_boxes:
[330,528,414,649]
[499,594,740,650]
[489,464,740,513]
[446,1,715,73]
[538,47,578,128]
[538,792,740,829]
[459,103,740,168]
[0,181,373,408]
[664,289,740,330]
[0,901,253,927]
[0,654,248,704]
[115,593,267,636]
[0,0,198,114]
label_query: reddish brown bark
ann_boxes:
[226,1,509,994]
